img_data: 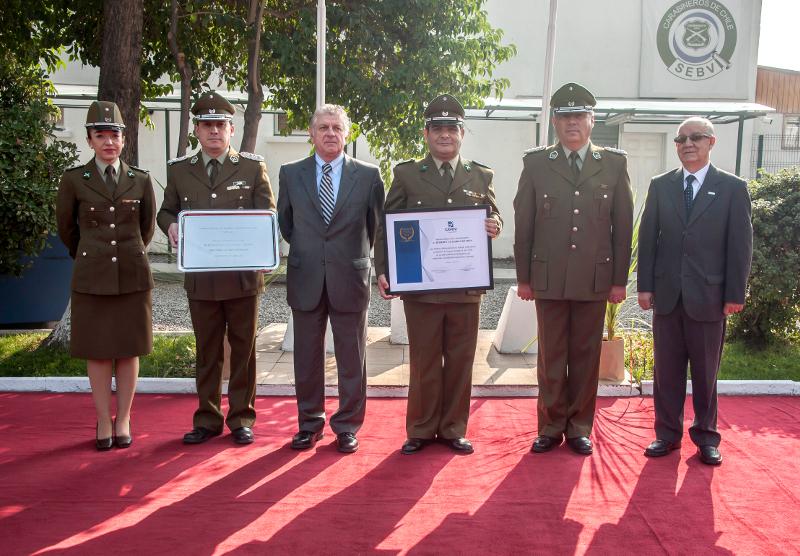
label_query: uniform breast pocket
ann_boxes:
[594,189,612,220]
[78,203,109,227]
[223,188,251,209]
[538,194,557,219]
[118,199,142,221]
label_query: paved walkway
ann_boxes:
[254,323,636,397]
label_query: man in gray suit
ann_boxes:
[638,117,752,466]
[277,104,385,453]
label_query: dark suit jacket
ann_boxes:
[157,148,275,301]
[56,158,156,295]
[277,154,385,312]
[514,142,634,301]
[637,163,753,322]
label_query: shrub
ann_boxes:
[728,167,800,347]
[0,53,78,276]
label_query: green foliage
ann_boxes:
[606,201,644,340]
[728,168,800,347]
[622,329,654,384]
[0,54,78,276]
[0,333,196,378]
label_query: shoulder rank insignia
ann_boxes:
[65,165,84,172]
[128,165,149,174]
[603,146,628,156]
[470,160,491,170]
[167,153,192,166]
[592,151,602,160]
[548,150,559,160]
[239,152,264,162]
[524,145,547,155]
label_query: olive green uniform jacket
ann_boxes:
[374,154,502,303]
[513,143,633,299]
[56,158,156,295]
[156,148,276,300]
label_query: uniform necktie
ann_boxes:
[104,166,115,192]
[319,162,335,225]
[685,174,696,218]
[569,151,581,181]
[441,161,453,188]
[208,159,220,186]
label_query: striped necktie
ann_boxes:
[319,163,335,225]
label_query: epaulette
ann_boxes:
[523,145,548,155]
[603,146,628,156]
[239,151,264,161]
[128,165,149,174]
[396,159,415,166]
[167,153,192,166]
[470,160,491,169]
[65,165,85,172]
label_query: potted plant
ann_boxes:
[600,203,644,381]
[0,56,78,324]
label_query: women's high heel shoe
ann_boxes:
[96,421,113,451]
[114,418,133,449]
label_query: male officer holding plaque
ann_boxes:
[514,83,633,456]
[376,94,502,455]
[157,91,275,445]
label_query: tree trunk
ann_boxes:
[41,301,71,350]
[98,0,144,165]
[168,0,192,157]
[239,0,265,153]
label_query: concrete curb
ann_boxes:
[640,380,800,396]
[2,377,797,396]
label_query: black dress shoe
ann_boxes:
[644,439,681,457]
[698,445,722,466]
[445,437,474,454]
[232,426,254,445]
[183,427,221,444]
[291,430,323,450]
[336,432,359,453]
[96,422,113,451]
[401,438,428,455]
[531,435,562,453]
[566,436,593,455]
[114,419,133,449]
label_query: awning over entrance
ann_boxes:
[465,97,775,175]
[465,96,774,124]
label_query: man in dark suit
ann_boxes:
[638,117,752,466]
[157,91,276,446]
[514,83,634,456]
[277,104,385,454]
[375,94,502,455]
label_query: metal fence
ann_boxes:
[751,134,800,177]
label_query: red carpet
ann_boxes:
[0,393,798,555]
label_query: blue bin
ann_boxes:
[0,236,74,325]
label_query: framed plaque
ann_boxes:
[177,209,280,272]
[384,205,493,294]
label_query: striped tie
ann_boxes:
[319,163,335,225]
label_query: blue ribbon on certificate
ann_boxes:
[394,220,422,283]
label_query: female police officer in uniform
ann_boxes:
[56,100,156,450]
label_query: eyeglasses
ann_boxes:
[674,133,711,144]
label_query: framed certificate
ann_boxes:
[384,205,493,294]
[177,210,280,272]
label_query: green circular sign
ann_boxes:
[656,0,738,81]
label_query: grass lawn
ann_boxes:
[0,333,196,378]
[625,331,800,382]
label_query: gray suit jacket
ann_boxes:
[277,154,385,312]
[638,164,752,322]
